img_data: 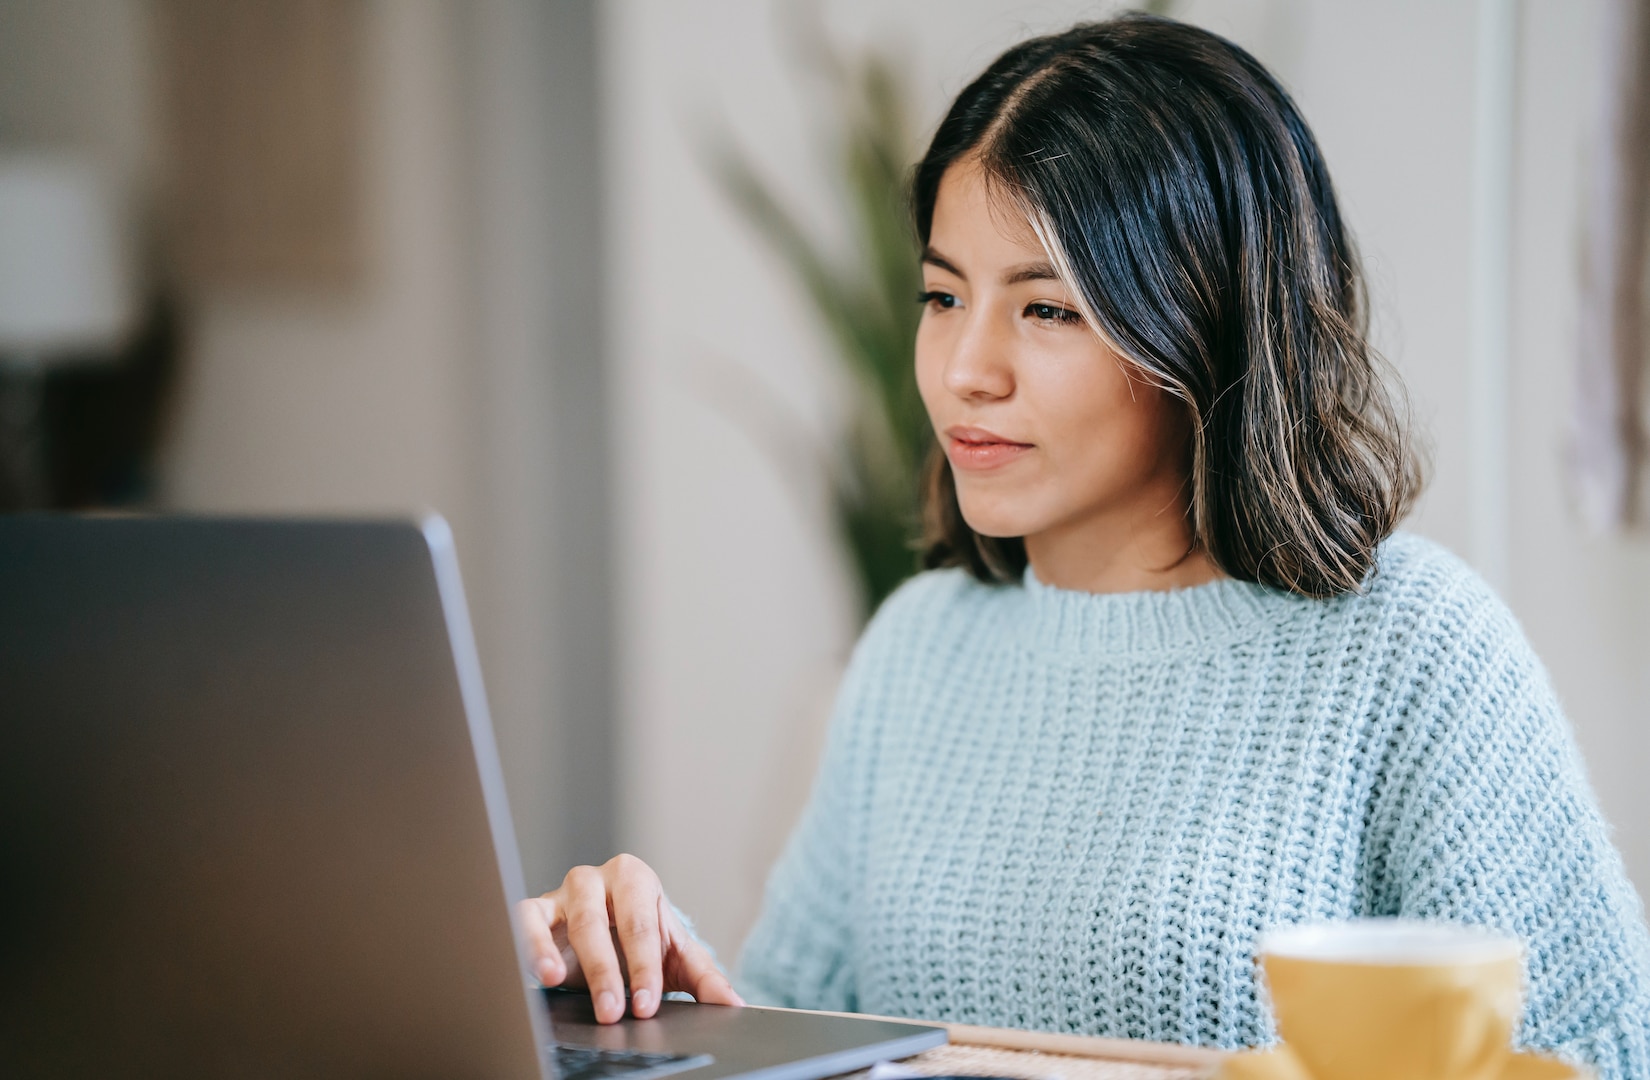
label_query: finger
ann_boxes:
[662,910,744,1007]
[517,895,566,987]
[609,857,664,1018]
[562,866,626,1024]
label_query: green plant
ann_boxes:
[706,50,929,620]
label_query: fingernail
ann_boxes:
[597,991,618,1019]
[537,960,557,984]
[632,988,653,1013]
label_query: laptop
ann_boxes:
[0,514,945,1079]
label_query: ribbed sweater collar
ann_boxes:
[1020,566,1306,656]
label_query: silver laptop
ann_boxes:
[0,514,945,1079]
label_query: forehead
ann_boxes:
[930,159,1046,261]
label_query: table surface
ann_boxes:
[773,1010,1227,1080]
[866,1039,1214,1080]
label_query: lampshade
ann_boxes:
[0,154,134,359]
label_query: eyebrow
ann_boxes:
[921,245,1061,287]
[920,246,965,279]
[1003,261,1060,285]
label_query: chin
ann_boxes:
[955,494,1041,540]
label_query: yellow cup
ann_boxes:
[1257,920,1524,1080]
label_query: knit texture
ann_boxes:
[735,534,1650,1080]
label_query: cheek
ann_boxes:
[1029,352,1144,458]
[1026,354,1186,500]
[913,321,948,418]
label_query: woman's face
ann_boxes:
[914,161,1195,568]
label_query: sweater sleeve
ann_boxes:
[734,660,870,1009]
[733,590,903,1010]
[1385,584,1650,1080]
[732,571,954,1010]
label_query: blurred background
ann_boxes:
[1,0,1645,962]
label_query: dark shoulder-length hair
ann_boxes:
[914,14,1421,599]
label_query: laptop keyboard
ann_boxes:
[548,1043,713,1080]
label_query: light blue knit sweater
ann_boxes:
[734,534,1650,1079]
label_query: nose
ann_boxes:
[941,310,1015,401]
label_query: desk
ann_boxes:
[806,1011,1225,1080]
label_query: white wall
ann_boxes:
[160,2,476,529]
[1508,0,1650,894]
[606,0,1650,960]
[0,0,159,217]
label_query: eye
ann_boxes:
[917,289,959,311]
[1026,301,1082,325]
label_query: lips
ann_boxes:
[944,425,1034,471]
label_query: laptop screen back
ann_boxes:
[0,516,547,1079]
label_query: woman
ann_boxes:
[519,15,1650,1076]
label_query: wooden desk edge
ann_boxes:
[746,1005,1228,1070]
[942,1022,1225,1069]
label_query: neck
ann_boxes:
[1023,488,1220,595]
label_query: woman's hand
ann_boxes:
[515,854,745,1024]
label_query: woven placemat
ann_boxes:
[839,1041,1210,1080]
